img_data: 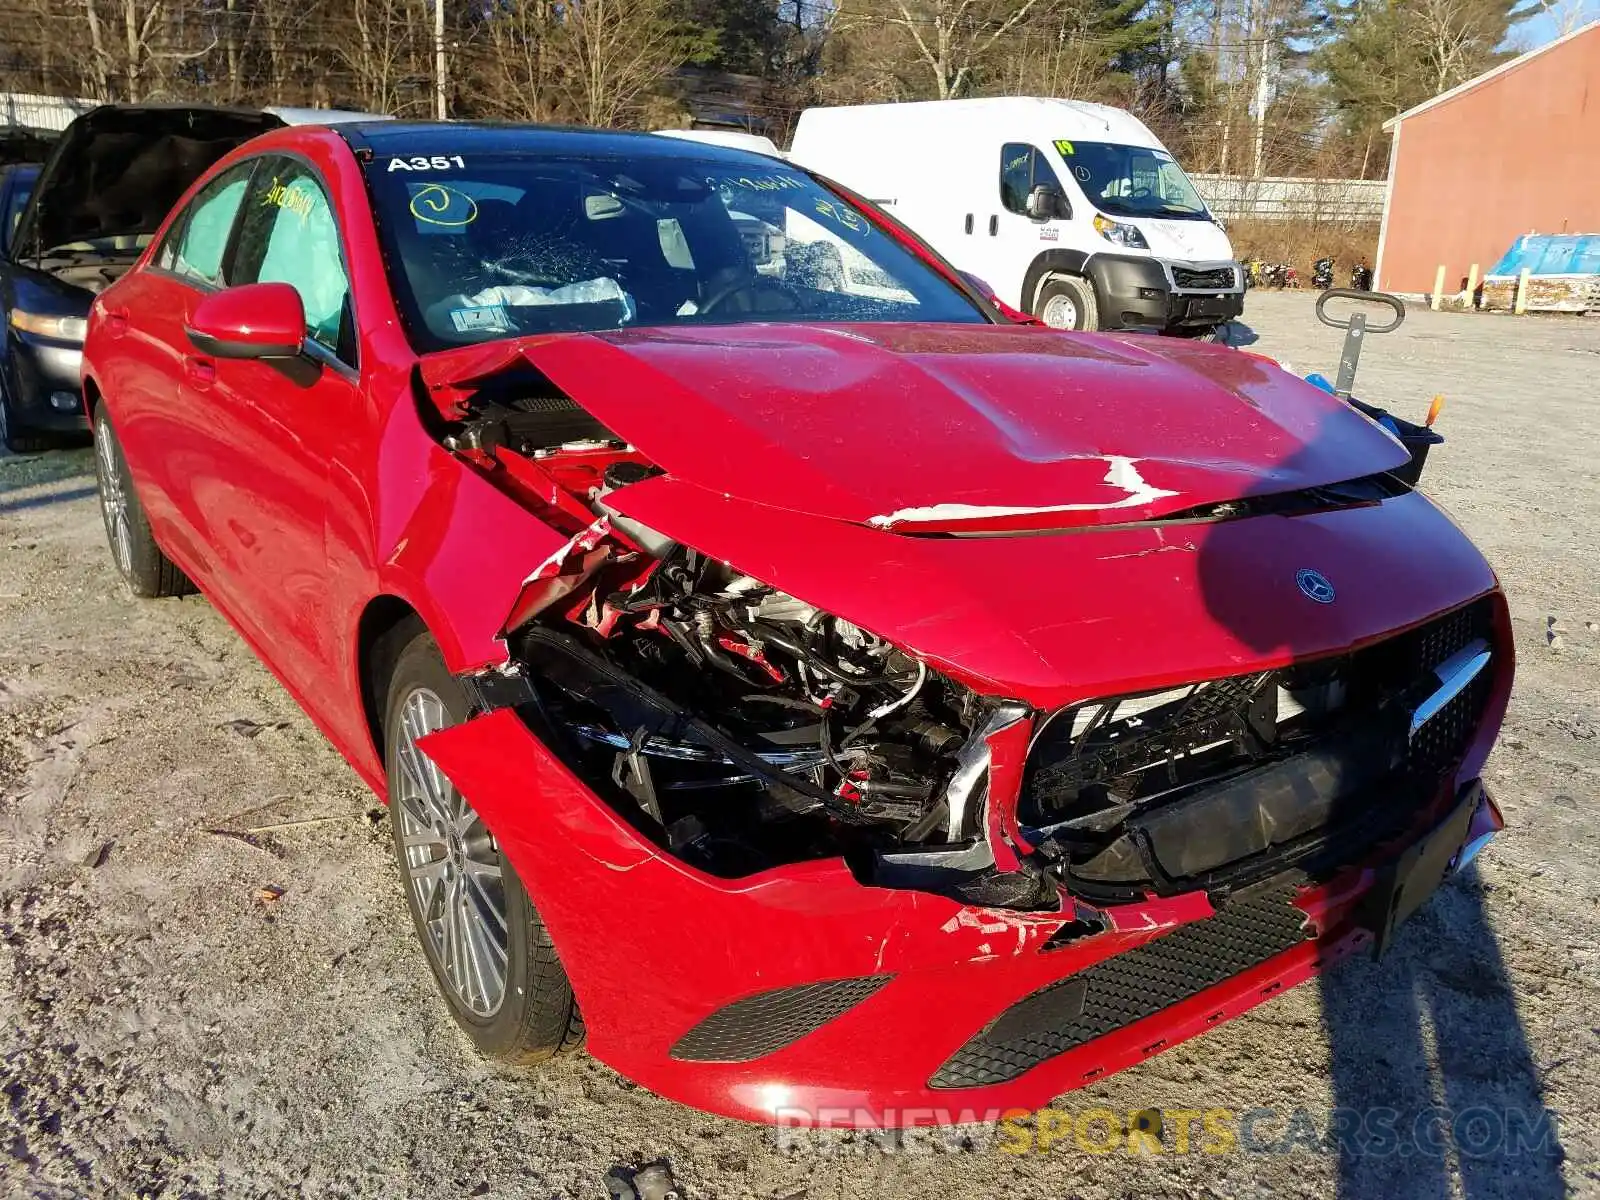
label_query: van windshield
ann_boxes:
[1054,141,1211,221]
[365,151,987,352]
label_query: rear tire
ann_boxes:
[91,409,195,597]
[1035,275,1099,331]
[384,632,584,1064]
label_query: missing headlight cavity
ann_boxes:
[423,367,1052,906]
[466,536,1049,902]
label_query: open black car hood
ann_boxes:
[0,126,56,169]
[13,105,283,258]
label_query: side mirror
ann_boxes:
[1026,184,1070,222]
[186,282,307,361]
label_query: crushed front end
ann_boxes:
[413,337,1512,1125]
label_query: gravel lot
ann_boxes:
[2,292,1598,1199]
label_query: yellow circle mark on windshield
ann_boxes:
[410,184,479,227]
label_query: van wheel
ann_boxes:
[1036,276,1099,331]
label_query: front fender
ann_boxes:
[369,396,569,676]
[1020,248,1093,312]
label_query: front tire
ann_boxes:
[0,375,50,454]
[1035,275,1100,331]
[91,408,194,597]
[384,633,584,1064]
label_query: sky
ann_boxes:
[1512,3,1596,51]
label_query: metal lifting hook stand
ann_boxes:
[1305,289,1445,488]
[1314,287,1407,399]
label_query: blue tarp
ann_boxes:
[1487,234,1600,278]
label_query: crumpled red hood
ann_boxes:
[420,322,1410,533]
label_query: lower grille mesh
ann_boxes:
[1409,673,1491,779]
[1173,266,1236,290]
[670,976,891,1063]
[929,884,1309,1090]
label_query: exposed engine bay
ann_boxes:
[437,383,1029,896]
[505,555,992,873]
[435,367,1486,910]
[36,254,140,295]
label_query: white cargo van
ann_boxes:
[788,97,1243,336]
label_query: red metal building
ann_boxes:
[1376,20,1600,295]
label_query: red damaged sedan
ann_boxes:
[81,122,1510,1125]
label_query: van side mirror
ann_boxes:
[1026,184,1070,222]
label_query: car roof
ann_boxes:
[52,101,386,125]
[264,105,393,126]
[337,121,788,169]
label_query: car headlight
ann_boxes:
[8,309,88,342]
[1093,214,1149,250]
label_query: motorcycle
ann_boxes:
[1351,263,1373,291]
[1312,256,1335,290]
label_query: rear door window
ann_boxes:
[158,162,256,287]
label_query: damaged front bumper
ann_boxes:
[420,702,1504,1126]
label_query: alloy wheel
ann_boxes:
[94,425,134,578]
[392,687,509,1017]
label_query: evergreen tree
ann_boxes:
[1321,0,1537,165]
[677,0,787,74]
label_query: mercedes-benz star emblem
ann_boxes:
[1297,568,1336,604]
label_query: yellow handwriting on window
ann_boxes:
[262,176,316,225]
[410,183,479,228]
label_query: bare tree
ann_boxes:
[78,0,218,100]
[993,2,1120,101]
[1529,0,1594,35]
[473,0,563,123]
[336,0,425,114]
[1408,0,1504,94]
[559,0,684,127]
[840,0,1046,100]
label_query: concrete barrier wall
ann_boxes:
[1190,174,1386,224]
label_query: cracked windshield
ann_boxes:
[368,151,986,350]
